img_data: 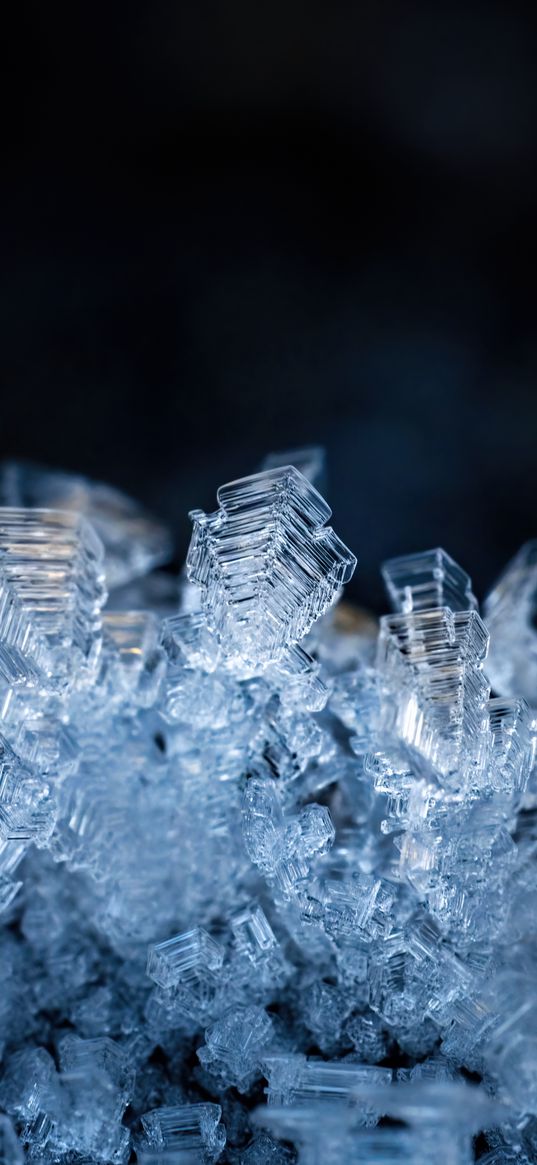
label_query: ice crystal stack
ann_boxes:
[2,458,537,1165]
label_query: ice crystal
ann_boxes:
[0,458,536,1165]
[139,1103,226,1162]
[187,466,356,673]
[382,547,477,614]
[484,540,537,706]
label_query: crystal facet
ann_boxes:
[187,466,356,673]
[0,453,536,1165]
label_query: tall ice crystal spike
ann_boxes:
[187,466,356,672]
[382,547,477,614]
[376,607,491,782]
[0,507,105,685]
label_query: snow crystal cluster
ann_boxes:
[1,452,537,1165]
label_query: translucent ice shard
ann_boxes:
[484,540,537,705]
[161,612,221,673]
[58,1034,135,1114]
[241,778,335,901]
[230,902,289,991]
[140,1103,226,1162]
[0,1046,57,1127]
[147,927,224,990]
[487,696,532,795]
[330,665,380,753]
[0,507,105,691]
[187,467,356,674]
[311,873,394,942]
[197,1005,274,1090]
[101,610,165,706]
[8,1036,135,1163]
[301,981,353,1051]
[0,734,54,846]
[382,548,477,614]
[231,902,279,964]
[0,459,173,588]
[267,641,328,713]
[376,607,491,784]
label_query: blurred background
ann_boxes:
[2,0,537,610]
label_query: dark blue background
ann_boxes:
[2,0,536,610]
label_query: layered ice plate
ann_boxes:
[0,457,535,1165]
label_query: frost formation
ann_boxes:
[0,457,536,1165]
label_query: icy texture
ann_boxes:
[187,467,356,674]
[382,548,477,614]
[0,459,173,588]
[376,607,491,785]
[139,1103,226,1162]
[484,540,537,705]
[0,507,105,686]
[1,454,537,1164]
[198,1006,274,1091]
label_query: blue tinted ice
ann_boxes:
[0,506,105,688]
[140,1103,226,1162]
[198,1005,274,1091]
[147,928,224,990]
[0,464,536,1165]
[484,540,537,705]
[382,548,477,614]
[187,466,356,674]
